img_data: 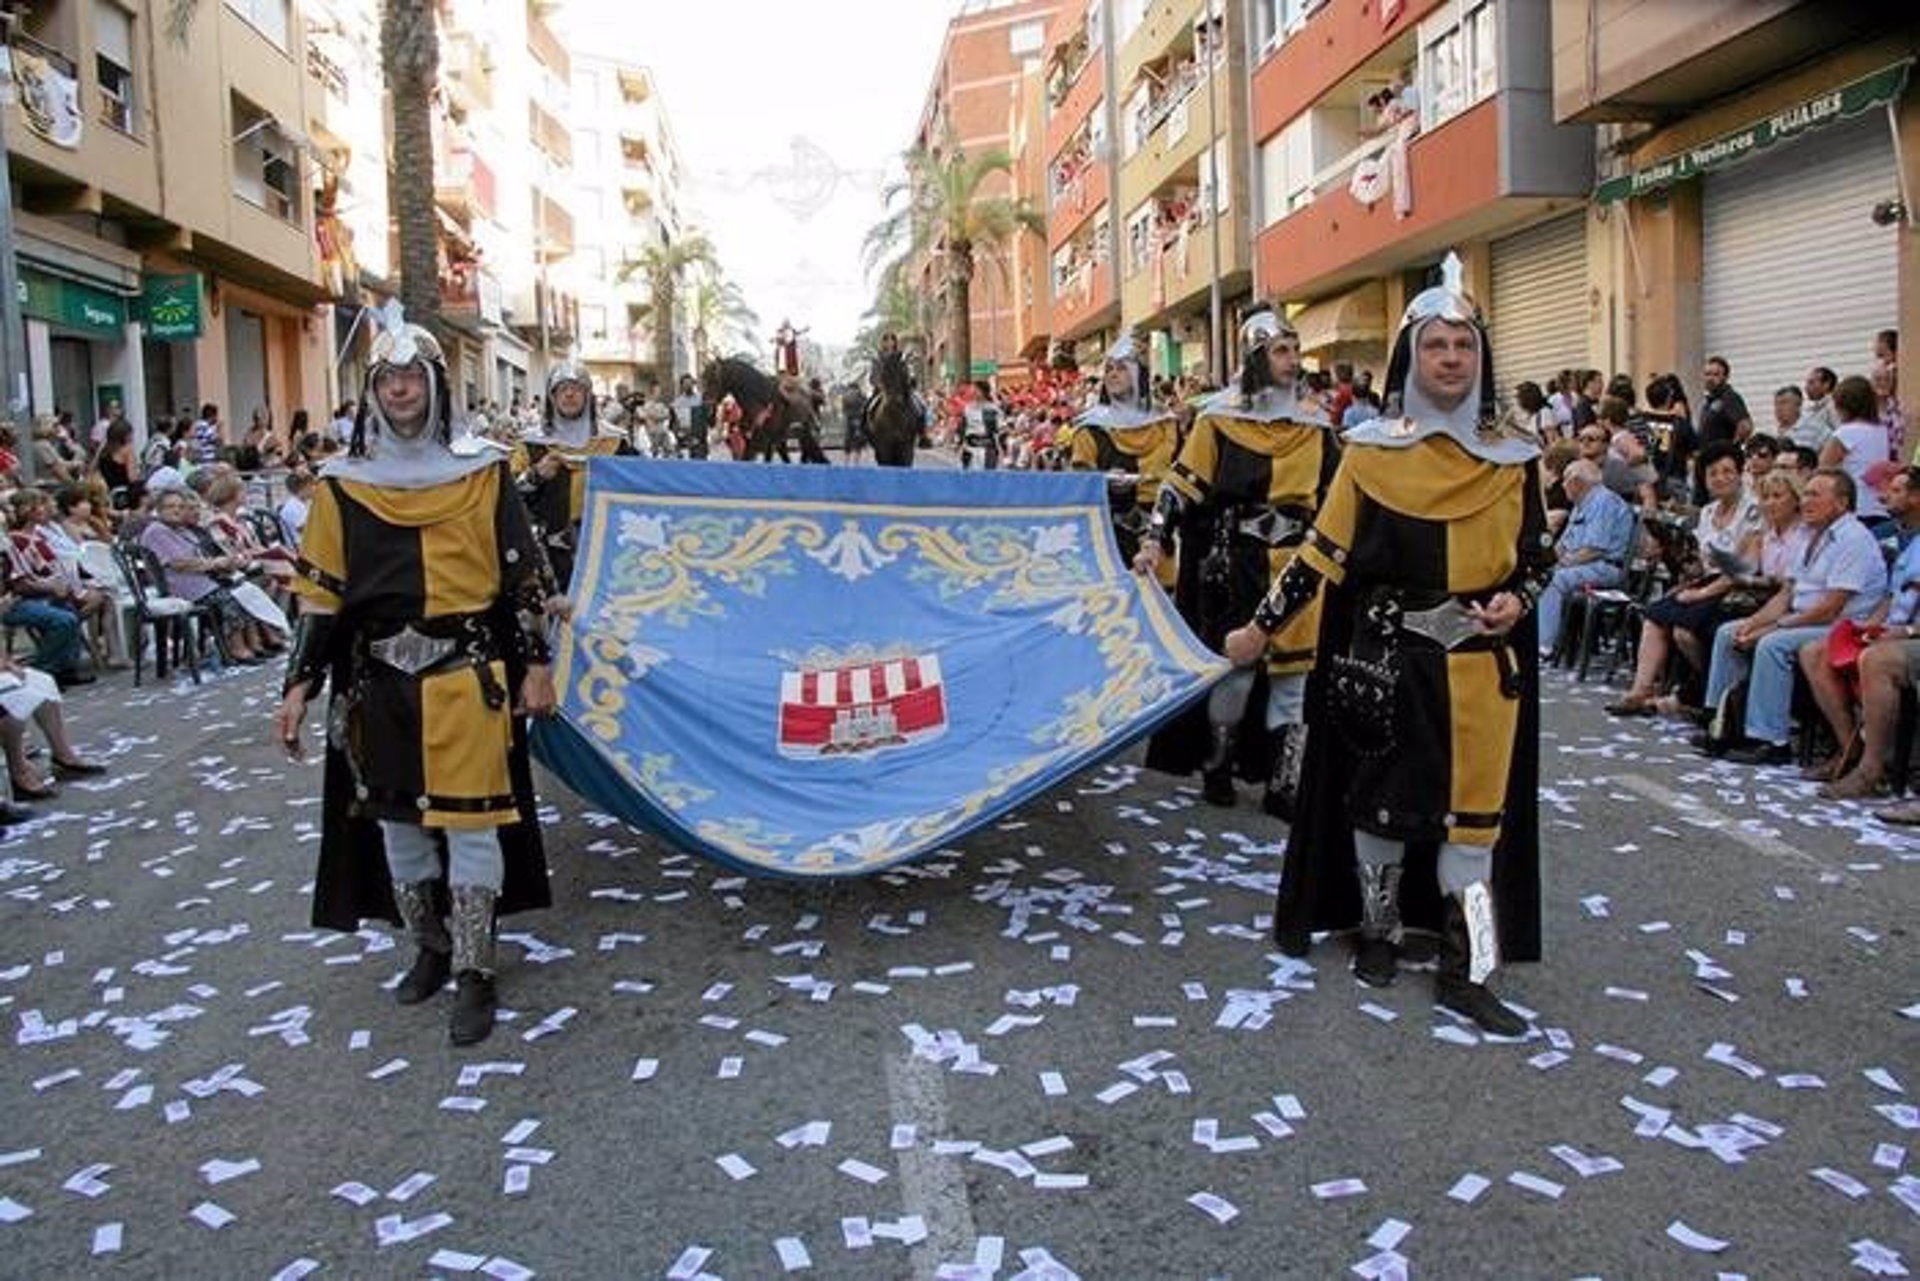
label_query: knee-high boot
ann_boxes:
[1353,861,1400,987]
[1263,723,1307,821]
[1201,723,1238,807]
[1436,882,1527,1036]
[389,880,451,1005]
[448,884,498,1046]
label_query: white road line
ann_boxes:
[1612,772,1844,877]
[885,1053,978,1280]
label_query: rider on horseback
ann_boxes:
[866,333,926,431]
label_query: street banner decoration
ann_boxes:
[1594,60,1912,205]
[533,460,1227,877]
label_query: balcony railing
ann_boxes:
[529,100,573,168]
[525,2,570,79]
[533,191,574,258]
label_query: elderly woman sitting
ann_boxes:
[0,653,104,807]
[1607,441,1764,715]
[136,488,271,664]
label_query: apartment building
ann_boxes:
[1111,0,1251,381]
[1556,1,1915,396]
[6,0,333,442]
[1247,0,1594,395]
[910,0,1061,387]
[1042,0,1121,366]
[1006,56,1053,379]
[566,54,688,391]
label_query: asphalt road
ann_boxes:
[0,646,1914,1278]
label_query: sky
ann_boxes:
[562,1,964,354]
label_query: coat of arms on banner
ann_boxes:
[777,649,947,759]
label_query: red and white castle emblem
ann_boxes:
[778,653,948,759]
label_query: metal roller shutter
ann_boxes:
[1490,211,1590,405]
[1703,115,1898,402]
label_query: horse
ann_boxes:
[701,357,828,464]
[867,353,919,469]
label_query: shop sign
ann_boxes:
[18,268,126,336]
[141,274,205,340]
[1595,60,1912,205]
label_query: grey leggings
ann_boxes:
[379,821,505,892]
[1209,669,1307,731]
[1354,830,1490,898]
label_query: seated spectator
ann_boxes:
[0,654,105,803]
[1801,465,1920,794]
[117,483,156,543]
[1701,469,1887,765]
[1776,443,1819,482]
[0,507,90,688]
[137,488,269,664]
[1820,375,1891,520]
[6,490,107,682]
[1538,459,1636,658]
[1608,441,1762,716]
[1741,434,1779,496]
[30,416,78,485]
[278,471,315,548]
[1601,422,1659,511]
[1541,437,1580,535]
[0,426,19,486]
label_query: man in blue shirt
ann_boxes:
[1537,459,1635,658]
[1703,469,1889,765]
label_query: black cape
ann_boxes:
[1272,594,1543,963]
[309,612,553,933]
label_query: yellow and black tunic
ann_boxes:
[1297,433,1548,848]
[1272,429,1551,964]
[1164,403,1338,673]
[293,460,555,832]
[1067,409,1178,586]
[518,431,629,588]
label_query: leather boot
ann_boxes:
[448,884,498,1046]
[389,880,451,1006]
[1200,723,1238,807]
[1262,724,1307,821]
[1352,861,1400,988]
[1435,883,1527,1036]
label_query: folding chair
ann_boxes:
[110,543,214,686]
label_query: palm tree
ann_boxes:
[862,143,1045,386]
[618,232,717,381]
[687,275,759,371]
[165,1,442,334]
[380,0,441,331]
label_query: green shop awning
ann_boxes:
[1594,59,1912,205]
[17,266,128,336]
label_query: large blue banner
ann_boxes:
[533,461,1226,877]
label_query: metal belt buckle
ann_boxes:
[1396,600,1481,651]
[368,625,457,675]
[1238,510,1305,546]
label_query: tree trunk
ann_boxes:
[382,1,440,335]
[947,242,974,387]
[652,277,674,383]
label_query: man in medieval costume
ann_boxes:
[273,304,562,1047]
[1223,255,1553,1035]
[1065,333,1178,586]
[516,359,632,589]
[1137,310,1338,817]
[773,319,807,380]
